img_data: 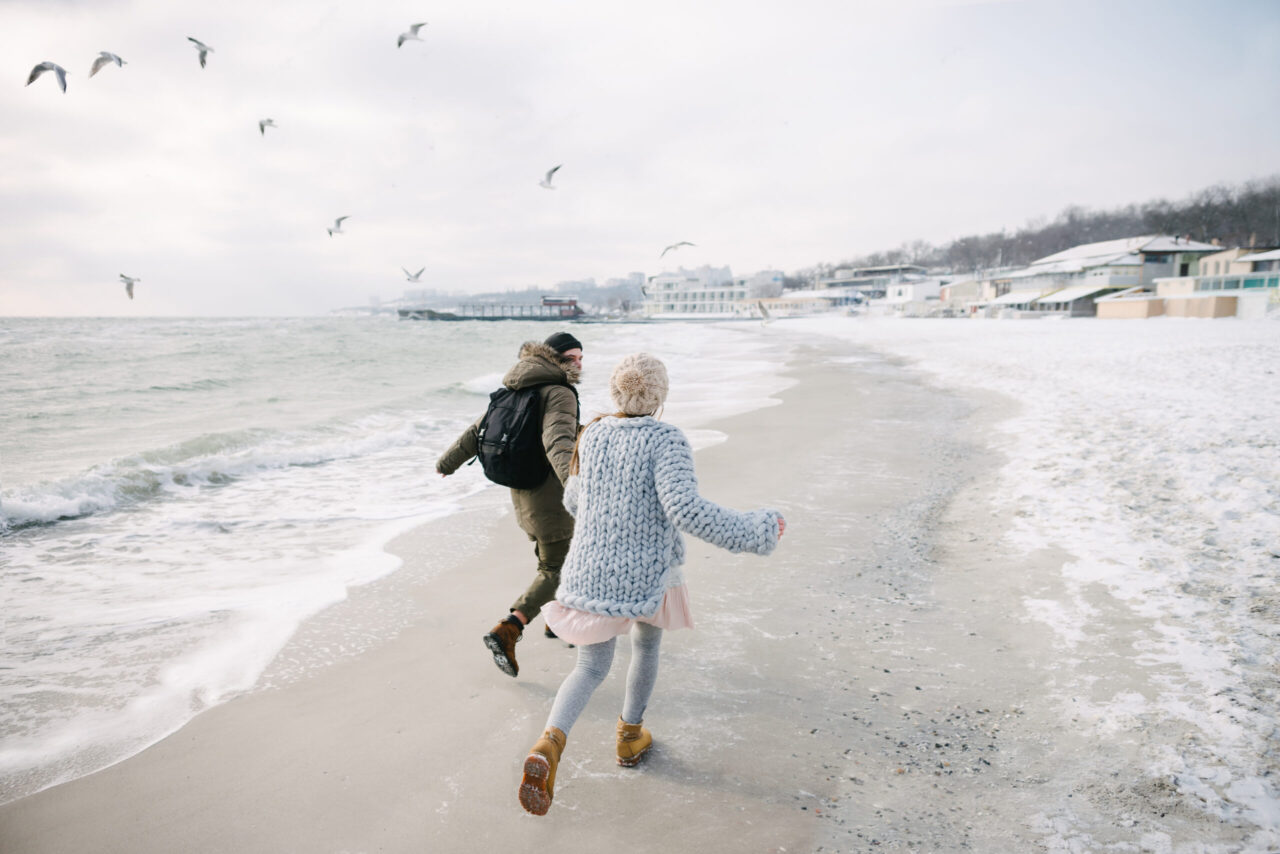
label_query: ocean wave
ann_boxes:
[0,417,447,533]
[146,378,232,392]
[453,372,504,396]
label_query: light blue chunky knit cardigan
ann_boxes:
[557,415,781,619]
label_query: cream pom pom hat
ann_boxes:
[609,353,669,416]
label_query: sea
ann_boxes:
[0,315,796,803]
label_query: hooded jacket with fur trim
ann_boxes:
[436,341,581,541]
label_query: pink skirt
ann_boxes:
[542,584,694,646]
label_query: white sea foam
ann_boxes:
[789,315,1280,846]
[458,372,504,395]
[0,416,446,531]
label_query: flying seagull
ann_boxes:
[89,52,126,77]
[259,118,277,135]
[539,164,561,189]
[187,37,213,68]
[757,300,774,326]
[660,241,695,258]
[327,216,349,236]
[397,23,427,48]
[120,274,140,300]
[403,266,425,282]
[26,62,68,93]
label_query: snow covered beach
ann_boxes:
[794,316,1280,851]
[1,316,1276,852]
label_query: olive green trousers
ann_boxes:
[510,536,571,623]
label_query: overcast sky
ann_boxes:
[3,0,1278,316]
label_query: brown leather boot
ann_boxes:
[482,616,522,677]
[616,717,652,767]
[519,727,567,816]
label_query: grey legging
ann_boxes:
[546,622,663,734]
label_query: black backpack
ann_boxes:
[475,384,576,489]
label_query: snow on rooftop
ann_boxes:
[1033,235,1220,267]
[1238,248,1280,263]
[986,289,1041,305]
[1034,282,1119,303]
[1005,251,1143,279]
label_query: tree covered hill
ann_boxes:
[790,176,1280,285]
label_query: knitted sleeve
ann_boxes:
[653,428,780,556]
[563,474,580,517]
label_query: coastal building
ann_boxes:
[644,266,748,317]
[1195,247,1267,277]
[1238,247,1280,272]
[605,272,647,291]
[976,235,1221,317]
[864,275,945,316]
[735,269,785,298]
[815,265,926,300]
[940,275,983,304]
[757,292,842,317]
[885,278,942,303]
[1096,245,1280,320]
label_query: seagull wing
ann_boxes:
[90,54,110,77]
[52,64,67,92]
[335,216,349,226]
[545,164,561,182]
[26,63,49,86]
[125,281,134,299]
[414,267,425,277]
[410,23,427,35]
[188,37,212,67]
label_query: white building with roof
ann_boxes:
[1126,246,1280,319]
[643,266,748,317]
[734,269,785,298]
[814,265,926,299]
[1238,247,1280,272]
[977,235,1221,317]
[863,275,946,316]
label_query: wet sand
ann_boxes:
[0,335,1258,852]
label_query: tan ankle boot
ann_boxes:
[616,717,652,767]
[483,617,522,677]
[519,727,567,816]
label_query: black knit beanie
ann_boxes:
[544,331,583,353]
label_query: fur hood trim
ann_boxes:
[508,340,582,387]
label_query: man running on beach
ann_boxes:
[436,331,583,677]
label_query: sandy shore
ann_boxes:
[0,333,1260,852]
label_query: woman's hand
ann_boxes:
[777,516,786,538]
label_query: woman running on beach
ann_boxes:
[518,352,785,816]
